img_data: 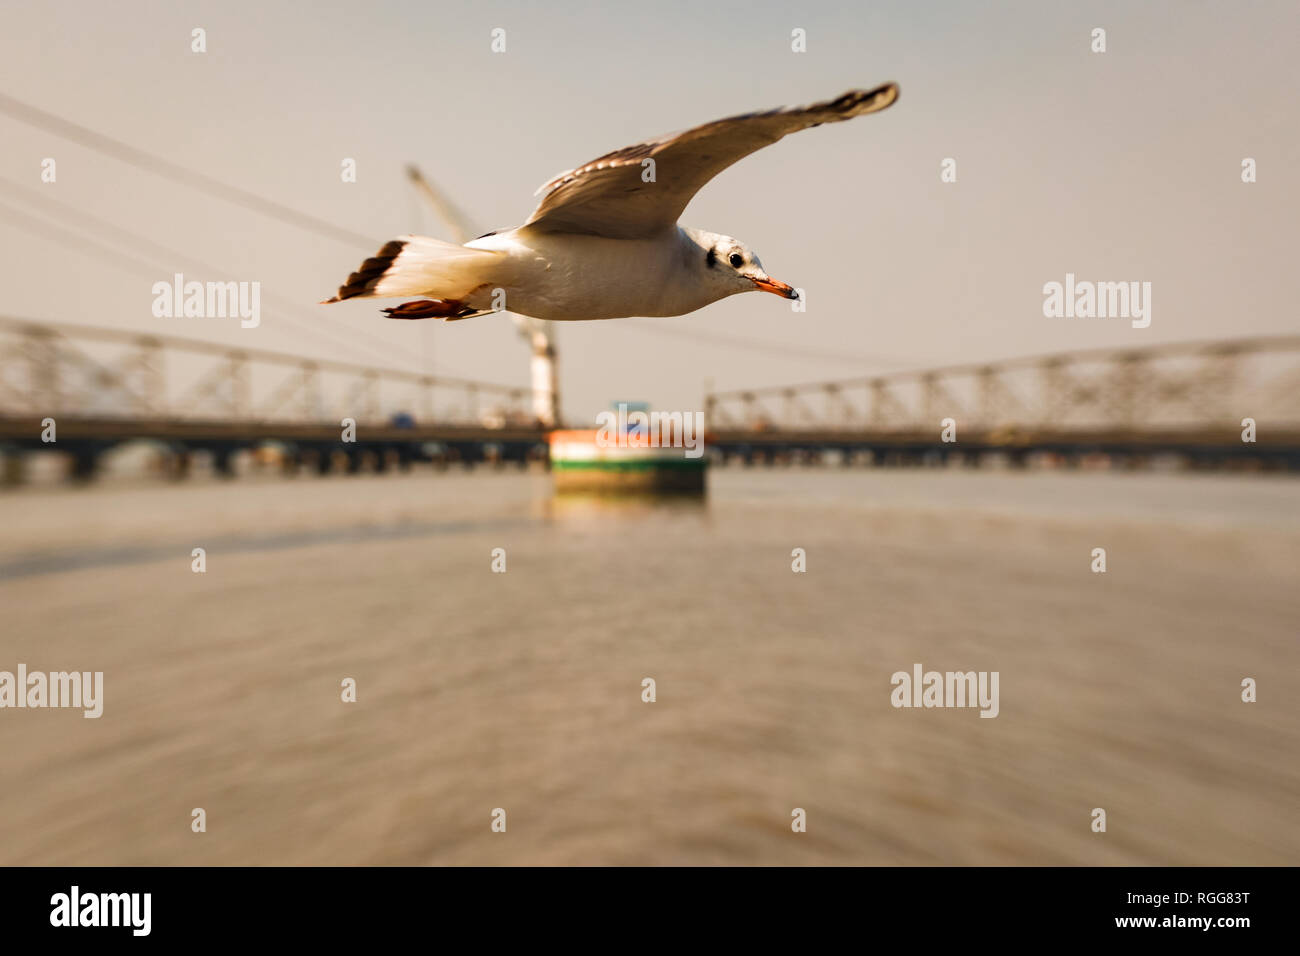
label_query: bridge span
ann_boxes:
[3,318,1299,480]
[706,336,1300,469]
[0,316,547,479]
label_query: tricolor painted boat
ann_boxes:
[549,403,707,494]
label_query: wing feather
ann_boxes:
[523,83,899,239]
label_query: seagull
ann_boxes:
[322,83,899,322]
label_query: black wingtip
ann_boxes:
[331,239,408,302]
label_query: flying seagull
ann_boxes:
[322,83,899,322]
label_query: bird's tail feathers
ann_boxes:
[321,235,502,304]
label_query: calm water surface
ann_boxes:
[1,468,1296,864]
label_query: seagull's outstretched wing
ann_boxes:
[523,83,899,240]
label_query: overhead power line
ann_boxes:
[0,92,913,374]
[0,91,378,250]
[0,175,402,363]
[0,195,430,375]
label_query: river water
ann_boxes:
[1,467,1297,864]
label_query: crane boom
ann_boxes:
[405,165,561,427]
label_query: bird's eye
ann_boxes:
[729,253,744,268]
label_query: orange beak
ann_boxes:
[751,275,799,300]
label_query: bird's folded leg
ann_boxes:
[382,299,469,320]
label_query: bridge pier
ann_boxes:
[68,448,99,482]
[212,448,235,478]
[163,449,193,481]
[1,450,26,487]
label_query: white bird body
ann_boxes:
[322,84,899,322]
[458,226,743,321]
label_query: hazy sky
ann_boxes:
[1,0,1297,422]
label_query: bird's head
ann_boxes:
[689,230,799,302]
